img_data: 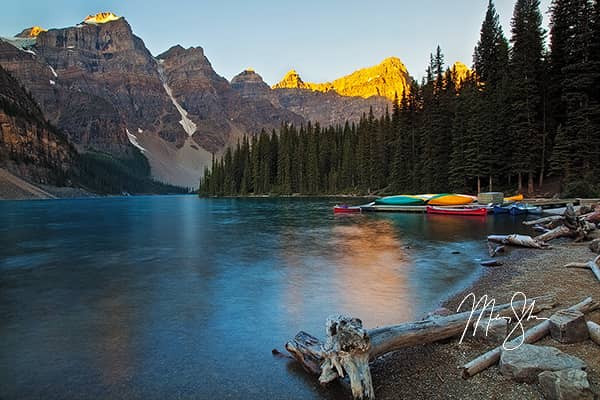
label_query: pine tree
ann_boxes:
[474,0,509,85]
[508,0,546,193]
[473,0,510,191]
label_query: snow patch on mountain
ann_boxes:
[156,63,197,137]
[126,128,147,152]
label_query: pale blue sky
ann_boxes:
[1,0,551,84]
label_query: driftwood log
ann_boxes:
[481,260,503,267]
[461,297,599,379]
[488,234,550,249]
[583,210,600,224]
[285,295,556,399]
[565,255,600,283]
[523,204,598,243]
[534,225,574,242]
[588,321,600,345]
[523,216,564,226]
[488,242,505,257]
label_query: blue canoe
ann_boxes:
[493,205,511,214]
[494,204,543,215]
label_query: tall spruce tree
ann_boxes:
[473,0,510,191]
[508,0,546,193]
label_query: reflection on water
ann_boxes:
[423,214,488,239]
[0,196,531,399]
[328,221,412,323]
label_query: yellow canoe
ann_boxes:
[427,194,474,206]
[504,194,524,202]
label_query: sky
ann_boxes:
[1,0,552,85]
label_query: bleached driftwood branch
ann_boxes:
[565,255,600,283]
[285,295,556,399]
[487,234,550,249]
[461,297,598,379]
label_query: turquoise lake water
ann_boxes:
[0,196,531,399]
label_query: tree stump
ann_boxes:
[320,316,373,400]
[549,310,589,343]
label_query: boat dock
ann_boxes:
[355,198,587,213]
[522,198,581,208]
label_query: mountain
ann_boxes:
[0,12,467,190]
[156,46,303,152]
[15,26,46,38]
[0,63,192,196]
[273,57,411,100]
[0,15,215,187]
[449,61,471,86]
[0,64,74,185]
[272,87,390,128]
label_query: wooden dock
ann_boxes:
[354,198,591,213]
[523,198,581,208]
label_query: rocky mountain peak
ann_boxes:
[231,68,270,96]
[231,69,266,84]
[157,44,204,60]
[156,45,215,76]
[33,17,143,56]
[331,56,410,99]
[450,61,471,83]
[272,69,308,89]
[378,56,408,71]
[272,57,411,100]
[83,12,121,25]
[15,26,47,38]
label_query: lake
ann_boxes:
[0,196,530,399]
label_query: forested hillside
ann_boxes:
[200,0,600,197]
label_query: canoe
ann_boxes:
[509,204,543,215]
[333,204,361,214]
[509,206,527,215]
[426,206,487,216]
[374,195,426,206]
[493,205,511,214]
[504,194,524,202]
[427,193,474,206]
[414,194,438,201]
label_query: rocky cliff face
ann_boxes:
[0,65,74,184]
[0,18,206,187]
[157,46,303,152]
[273,88,389,128]
[15,26,46,38]
[232,68,388,128]
[449,61,471,87]
[34,17,186,150]
[273,57,411,101]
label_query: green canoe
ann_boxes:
[374,195,427,206]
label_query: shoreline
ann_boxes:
[371,240,600,399]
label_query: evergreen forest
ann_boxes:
[200,0,600,197]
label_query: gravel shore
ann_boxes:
[373,241,600,399]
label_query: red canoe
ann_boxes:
[426,206,487,216]
[333,205,362,214]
